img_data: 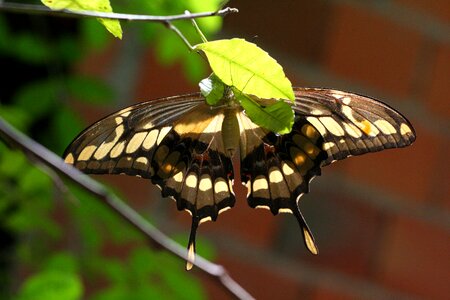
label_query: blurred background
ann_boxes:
[0,0,449,299]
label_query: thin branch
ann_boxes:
[0,2,238,22]
[163,20,194,50]
[0,117,254,300]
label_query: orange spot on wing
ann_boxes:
[361,120,372,135]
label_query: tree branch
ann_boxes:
[0,2,238,22]
[0,117,254,300]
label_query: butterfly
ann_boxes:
[63,87,416,269]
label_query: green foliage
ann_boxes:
[41,0,122,39]
[199,73,226,105]
[18,270,83,300]
[195,38,295,101]
[235,92,295,134]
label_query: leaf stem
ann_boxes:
[186,10,208,43]
[164,21,194,51]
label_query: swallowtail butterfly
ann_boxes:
[64,87,415,269]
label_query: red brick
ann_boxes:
[312,288,356,300]
[170,190,280,248]
[209,255,304,300]
[376,216,450,299]
[425,44,450,118]
[76,40,121,78]
[324,5,423,98]
[223,0,332,63]
[298,195,383,277]
[341,123,439,202]
[134,49,197,99]
[395,0,450,23]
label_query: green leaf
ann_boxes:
[18,270,83,300]
[199,73,225,105]
[235,92,294,134]
[41,0,122,39]
[195,39,294,101]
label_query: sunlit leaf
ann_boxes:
[41,0,122,39]
[235,92,294,134]
[195,39,294,101]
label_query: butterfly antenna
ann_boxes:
[186,216,199,270]
[292,204,319,255]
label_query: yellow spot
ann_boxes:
[218,207,231,214]
[199,216,212,224]
[162,163,173,173]
[319,117,345,136]
[269,168,284,183]
[142,121,154,130]
[306,117,327,136]
[133,157,148,171]
[282,162,295,175]
[304,228,318,255]
[65,153,74,164]
[291,148,307,166]
[301,124,320,141]
[126,132,148,154]
[341,97,351,105]
[173,171,183,183]
[343,122,362,138]
[278,208,292,214]
[323,142,336,151]
[142,129,158,150]
[214,179,229,193]
[78,145,97,161]
[110,141,125,158]
[185,173,198,188]
[400,123,412,135]
[186,243,195,271]
[310,109,323,115]
[157,126,171,145]
[361,120,373,135]
[255,205,270,210]
[304,143,319,158]
[375,120,397,135]
[114,116,122,125]
[199,176,213,192]
[253,176,268,192]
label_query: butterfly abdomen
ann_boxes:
[221,108,241,158]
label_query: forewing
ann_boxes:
[293,87,416,165]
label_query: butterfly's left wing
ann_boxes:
[240,88,416,255]
[63,94,235,269]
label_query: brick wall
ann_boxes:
[78,1,449,299]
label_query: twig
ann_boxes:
[0,117,254,300]
[0,2,238,22]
